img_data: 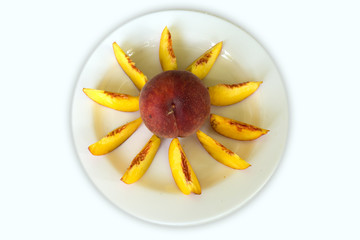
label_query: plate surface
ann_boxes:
[71,10,288,226]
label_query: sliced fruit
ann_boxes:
[210,114,269,141]
[185,41,223,80]
[196,130,250,169]
[88,118,142,155]
[121,135,161,184]
[83,88,139,112]
[112,42,148,90]
[168,138,201,195]
[159,26,177,71]
[208,81,262,106]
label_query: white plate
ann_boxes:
[71,10,288,226]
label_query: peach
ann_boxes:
[121,135,161,184]
[159,26,177,71]
[208,81,262,106]
[83,88,139,112]
[186,42,222,80]
[169,138,201,195]
[88,118,142,155]
[112,42,148,90]
[139,70,210,138]
[210,114,269,141]
[196,130,250,169]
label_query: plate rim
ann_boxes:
[70,9,289,226]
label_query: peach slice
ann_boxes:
[159,26,177,71]
[83,88,139,112]
[168,138,201,195]
[185,41,223,80]
[208,81,262,106]
[196,130,250,169]
[88,118,142,155]
[121,135,161,184]
[112,42,148,90]
[210,114,269,141]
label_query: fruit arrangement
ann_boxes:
[83,26,269,195]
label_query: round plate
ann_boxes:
[71,10,288,226]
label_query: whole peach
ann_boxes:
[139,70,210,138]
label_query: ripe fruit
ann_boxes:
[208,81,262,106]
[112,42,148,90]
[210,114,269,140]
[159,26,177,71]
[139,70,210,138]
[168,138,201,195]
[83,88,139,112]
[185,42,223,80]
[88,118,142,155]
[121,135,161,184]
[83,26,271,195]
[196,130,250,169]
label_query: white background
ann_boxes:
[1,0,359,239]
